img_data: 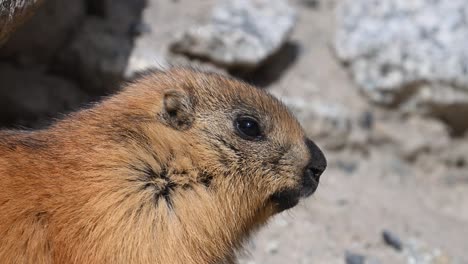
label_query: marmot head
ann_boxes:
[111,69,326,218]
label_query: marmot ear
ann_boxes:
[161,90,194,130]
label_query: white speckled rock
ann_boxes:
[334,0,468,134]
[170,0,296,70]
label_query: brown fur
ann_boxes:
[0,69,322,263]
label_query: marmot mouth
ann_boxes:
[270,189,301,212]
[270,178,319,212]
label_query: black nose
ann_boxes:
[300,139,326,197]
[303,139,327,187]
[305,165,324,183]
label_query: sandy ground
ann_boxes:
[133,0,468,263]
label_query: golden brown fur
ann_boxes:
[0,69,325,263]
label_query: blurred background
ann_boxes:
[0,0,467,263]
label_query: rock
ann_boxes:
[345,251,366,264]
[0,0,45,45]
[371,116,450,161]
[336,159,358,174]
[55,18,133,94]
[87,0,147,35]
[0,0,146,94]
[358,110,374,130]
[275,94,352,150]
[170,0,297,71]
[0,0,146,129]
[129,21,151,37]
[230,41,300,87]
[124,48,168,79]
[335,0,468,134]
[301,0,320,9]
[265,240,279,255]
[382,230,403,251]
[47,0,146,94]
[0,64,88,128]
[0,0,85,66]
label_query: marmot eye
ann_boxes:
[235,116,262,140]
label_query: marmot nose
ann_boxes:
[305,138,327,182]
[305,165,324,183]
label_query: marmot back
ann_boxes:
[0,68,326,264]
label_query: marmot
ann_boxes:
[0,68,326,264]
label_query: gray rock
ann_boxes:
[345,251,366,264]
[359,110,374,130]
[382,229,403,251]
[335,0,468,134]
[56,18,133,94]
[170,0,297,70]
[87,0,147,36]
[0,64,88,128]
[0,0,85,65]
[124,48,168,79]
[336,159,358,174]
[301,0,320,9]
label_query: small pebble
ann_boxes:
[337,198,348,206]
[382,229,403,251]
[302,0,320,9]
[345,251,366,264]
[129,22,151,36]
[359,110,374,130]
[266,241,279,255]
[337,160,358,174]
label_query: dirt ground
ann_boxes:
[134,0,468,263]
